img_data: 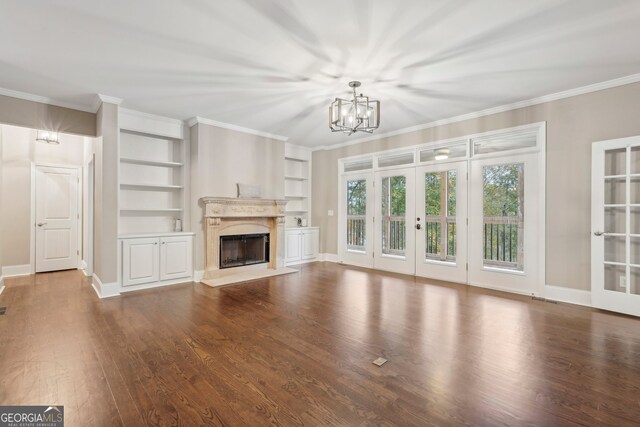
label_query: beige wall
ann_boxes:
[0,94,95,137]
[0,124,85,267]
[190,123,285,270]
[93,103,119,284]
[0,128,3,282]
[312,81,640,291]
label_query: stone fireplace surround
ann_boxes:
[199,197,296,287]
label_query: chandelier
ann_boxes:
[36,130,60,144]
[329,81,380,135]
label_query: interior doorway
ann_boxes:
[33,164,81,272]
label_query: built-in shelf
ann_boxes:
[285,175,308,181]
[120,157,183,168]
[284,144,312,228]
[285,195,308,200]
[285,156,307,162]
[120,183,183,191]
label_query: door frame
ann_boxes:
[336,122,546,297]
[30,162,83,274]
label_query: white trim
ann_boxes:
[0,86,96,113]
[187,116,288,142]
[314,72,640,151]
[194,270,205,283]
[92,274,120,299]
[92,94,123,112]
[120,277,194,294]
[320,253,339,263]
[2,264,31,277]
[0,283,4,297]
[544,285,592,308]
[119,108,184,139]
[469,281,537,297]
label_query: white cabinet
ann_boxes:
[160,235,193,281]
[285,227,319,265]
[121,233,194,288]
[122,237,159,286]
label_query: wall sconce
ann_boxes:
[36,130,60,144]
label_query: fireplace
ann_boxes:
[199,197,296,287]
[220,233,270,269]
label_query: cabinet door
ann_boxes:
[301,229,319,260]
[160,236,193,281]
[122,238,159,286]
[285,231,302,262]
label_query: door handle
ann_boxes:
[37,222,47,227]
[593,231,607,236]
[416,224,422,230]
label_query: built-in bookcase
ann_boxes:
[119,120,188,235]
[284,144,312,227]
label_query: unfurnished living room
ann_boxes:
[1,1,640,426]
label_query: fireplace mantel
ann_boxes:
[201,197,288,219]
[199,197,295,286]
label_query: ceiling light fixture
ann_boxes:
[329,81,380,135]
[36,130,60,145]
[434,148,450,160]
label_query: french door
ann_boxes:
[373,168,415,274]
[468,153,540,294]
[592,136,640,316]
[340,173,374,268]
[415,161,468,283]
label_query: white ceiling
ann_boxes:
[1,0,640,147]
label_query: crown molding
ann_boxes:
[91,94,124,112]
[120,108,184,127]
[187,116,288,141]
[313,72,640,151]
[0,86,96,113]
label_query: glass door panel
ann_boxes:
[592,137,640,317]
[469,153,540,294]
[339,172,374,268]
[374,168,415,274]
[415,161,467,283]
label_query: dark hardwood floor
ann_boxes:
[1,263,640,426]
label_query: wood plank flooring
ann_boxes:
[1,263,640,426]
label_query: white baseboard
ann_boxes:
[2,264,31,278]
[92,274,120,299]
[544,284,592,307]
[0,275,4,296]
[319,253,339,263]
[120,277,194,293]
[194,270,204,283]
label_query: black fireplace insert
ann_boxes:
[220,233,270,269]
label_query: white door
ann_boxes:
[339,172,374,268]
[415,161,468,283]
[592,136,640,316]
[160,236,192,281]
[122,237,159,286]
[373,167,415,274]
[468,153,540,294]
[35,166,80,272]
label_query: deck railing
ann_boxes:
[346,215,366,251]
[483,216,522,269]
[347,214,523,269]
[382,215,406,255]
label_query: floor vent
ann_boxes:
[372,357,388,367]
[0,307,6,315]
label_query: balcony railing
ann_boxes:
[347,214,523,270]
[483,216,522,269]
[347,215,366,251]
[382,215,406,255]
